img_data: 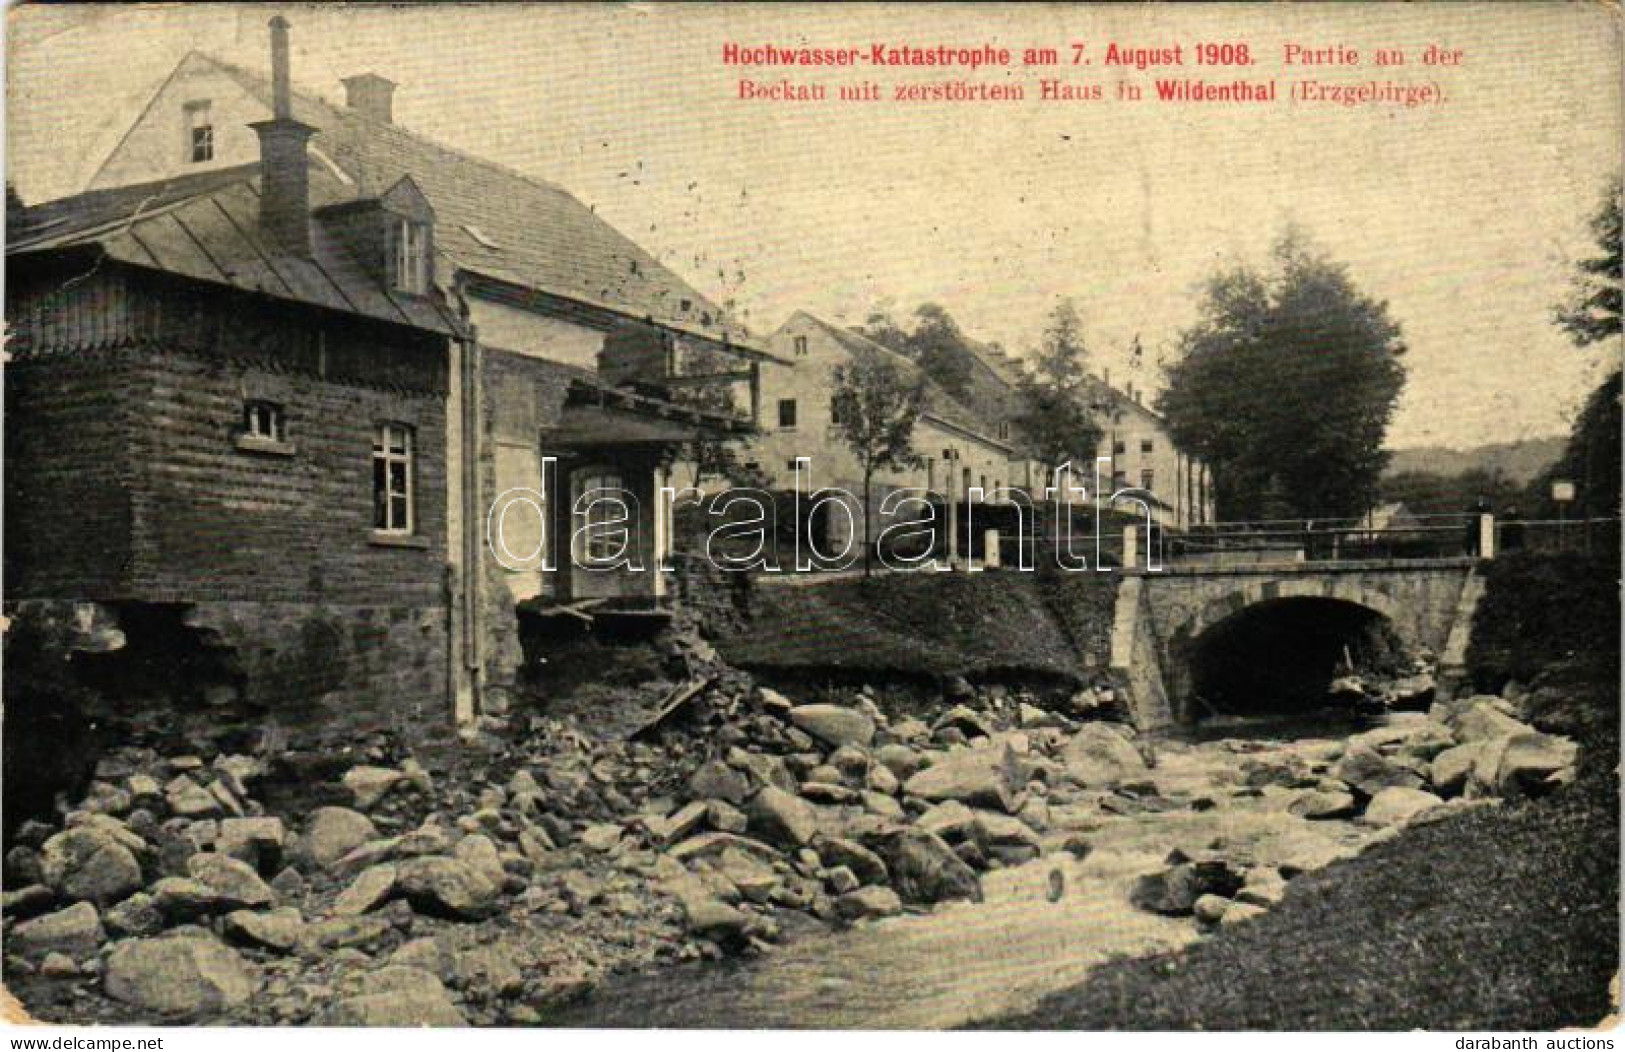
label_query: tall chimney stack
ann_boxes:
[250,16,316,256]
[342,73,396,124]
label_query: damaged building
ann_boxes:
[4,17,764,746]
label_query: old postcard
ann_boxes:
[3,0,1620,1037]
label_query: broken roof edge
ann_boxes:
[458,269,788,366]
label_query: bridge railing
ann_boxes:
[1166,513,1483,566]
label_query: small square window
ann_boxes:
[244,400,284,442]
[1112,439,1126,456]
[785,458,799,474]
[1141,438,1154,454]
[778,398,797,429]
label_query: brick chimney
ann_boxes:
[342,73,396,123]
[250,16,316,256]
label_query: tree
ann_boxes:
[1013,298,1101,474]
[829,347,927,575]
[855,303,975,401]
[1540,178,1622,528]
[1157,230,1407,520]
[1555,180,1622,347]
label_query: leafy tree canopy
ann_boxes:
[856,302,975,400]
[1013,298,1102,471]
[1156,229,1407,520]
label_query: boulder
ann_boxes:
[187,853,277,910]
[1397,721,1458,762]
[1235,868,1288,908]
[725,749,799,794]
[916,799,978,842]
[1429,742,1485,796]
[874,828,982,905]
[580,824,623,853]
[1362,787,1444,827]
[865,764,900,796]
[745,787,819,848]
[1329,743,1425,797]
[1060,724,1148,789]
[453,834,508,886]
[681,894,750,942]
[835,886,903,922]
[395,856,500,920]
[1450,700,1535,743]
[933,704,993,739]
[215,817,286,872]
[971,811,1044,863]
[334,864,398,916]
[342,766,406,810]
[788,704,876,749]
[323,967,465,1026]
[297,808,379,871]
[1193,893,1231,925]
[903,745,1021,812]
[814,837,889,886]
[688,761,751,806]
[2,884,58,921]
[165,777,223,819]
[1475,732,1580,798]
[716,848,779,904]
[222,908,305,953]
[104,892,165,938]
[150,878,227,922]
[875,744,929,781]
[104,935,260,1015]
[1130,861,1245,916]
[10,901,104,959]
[1287,789,1358,820]
[39,826,143,907]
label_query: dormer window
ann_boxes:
[184,101,214,164]
[389,217,430,294]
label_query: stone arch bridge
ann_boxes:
[1109,559,1484,727]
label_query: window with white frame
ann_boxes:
[1141,468,1155,491]
[185,101,214,164]
[793,335,809,357]
[244,400,284,442]
[389,217,430,294]
[372,423,415,533]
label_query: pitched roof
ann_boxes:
[8,163,466,336]
[191,52,747,348]
[789,312,1015,453]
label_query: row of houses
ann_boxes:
[4,18,1210,738]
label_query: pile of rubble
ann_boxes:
[1,667,1157,1026]
[1130,689,1581,930]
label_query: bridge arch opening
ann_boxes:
[1182,596,1408,718]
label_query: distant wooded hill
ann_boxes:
[1384,437,1566,486]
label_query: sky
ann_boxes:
[7,2,1622,449]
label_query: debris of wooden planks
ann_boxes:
[629,676,716,741]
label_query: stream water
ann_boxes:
[553,715,1401,1029]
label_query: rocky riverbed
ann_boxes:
[2,664,1580,1027]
